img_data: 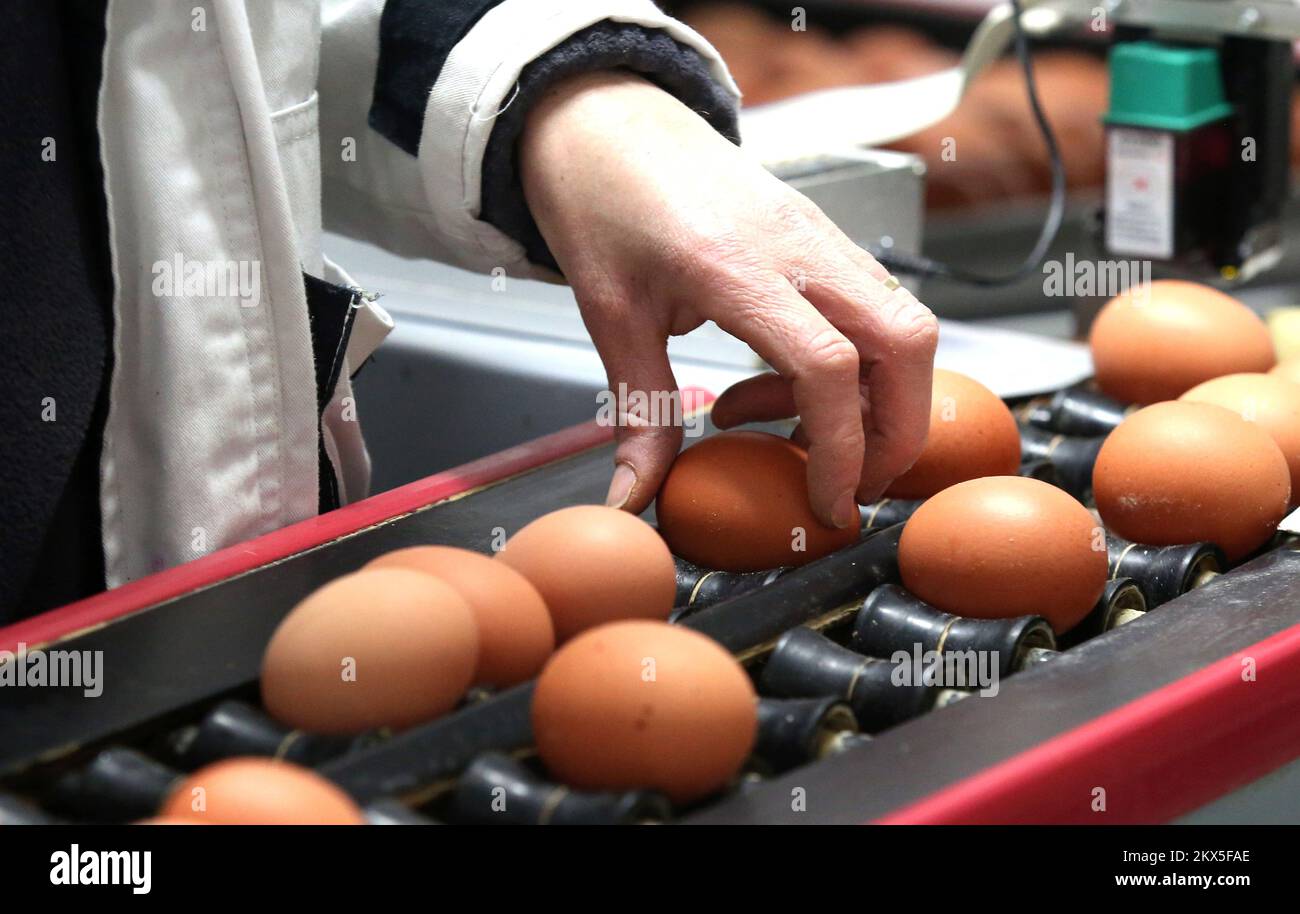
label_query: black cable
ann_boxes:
[869,0,1068,286]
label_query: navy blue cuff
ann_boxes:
[369,0,507,157]
[367,1,740,275]
[479,22,740,274]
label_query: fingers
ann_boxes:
[707,278,865,530]
[708,235,938,506]
[586,315,685,516]
[802,243,939,501]
[789,422,810,449]
[711,372,794,428]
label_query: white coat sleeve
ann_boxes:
[317,0,740,282]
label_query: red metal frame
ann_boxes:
[877,619,1300,824]
[0,388,715,654]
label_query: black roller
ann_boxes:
[851,584,1056,678]
[860,498,924,532]
[759,627,937,732]
[1107,536,1225,608]
[1021,387,1131,437]
[755,696,859,774]
[463,686,499,706]
[0,792,62,824]
[825,732,873,755]
[1060,577,1148,648]
[1019,458,1064,488]
[672,557,786,614]
[160,700,370,769]
[46,747,181,822]
[449,753,671,825]
[1019,427,1106,501]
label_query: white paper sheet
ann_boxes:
[1280,507,1300,535]
[935,319,1093,397]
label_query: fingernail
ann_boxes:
[606,462,637,509]
[832,492,858,529]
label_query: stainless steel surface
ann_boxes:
[1107,0,1300,42]
[774,150,926,262]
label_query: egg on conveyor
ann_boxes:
[531,621,757,804]
[495,505,675,643]
[1093,400,1290,561]
[367,545,554,687]
[898,476,1107,633]
[1272,358,1300,386]
[158,758,365,825]
[1089,280,1275,404]
[655,430,858,572]
[1180,373,1300,507]
[885,368,1021,499]
[260,568,479,734]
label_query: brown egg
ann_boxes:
[845,26,959,83]
[1272,357,1300,386]
[1181,373,1300,506]
[158,758,364,825]
[532,621,757,803]
[1089,280,1275,404]
[1093,401,1291,560]
[898,476,1107,632]
[656,431,859,572]
[495,505,675,643]
[366,546,554,687]
[885,369,1021,499]
[261,568,479,734]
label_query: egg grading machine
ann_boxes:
[2,387,1300,825]
[740,0,1298,286]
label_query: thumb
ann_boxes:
[597,344,684,516]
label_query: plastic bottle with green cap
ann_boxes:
[1103,41,1235,263]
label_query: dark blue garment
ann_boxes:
[0,0,112,620]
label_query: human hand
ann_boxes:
[520,71,938,529]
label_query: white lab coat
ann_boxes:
[95,0,737,587]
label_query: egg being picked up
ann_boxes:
[656,430,858,572]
